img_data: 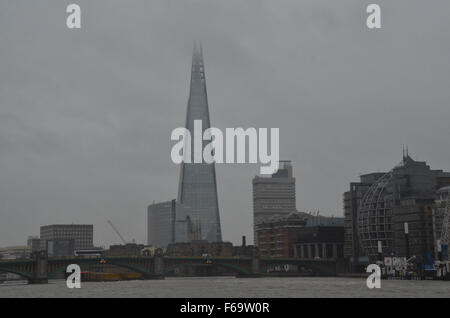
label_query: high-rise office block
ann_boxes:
[177,43,222,242]
[147,199,195,247]
[252,160,296,243]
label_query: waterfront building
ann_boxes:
[430,186,450,260]
[177,43,222,242]
[343,172,385,269]
[344,153,450,270]
[254,211,343,258]
[293,226,344,260]
[0,245,31,259]
[40,224,93,251]
[254,212,308,257]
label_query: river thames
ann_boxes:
[0,277,449,297]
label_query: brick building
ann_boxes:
[255,212,308,257]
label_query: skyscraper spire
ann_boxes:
[177,43,222,242]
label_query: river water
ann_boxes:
[0,277,449,298]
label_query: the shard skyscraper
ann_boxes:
[177,43,222,242]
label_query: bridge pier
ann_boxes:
[154,255,164,275]
[251,256,260,275]
[143,250,164,279]
[28,251,48,284]
[237,251,261,277]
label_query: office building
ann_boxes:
[252,160,296,244]
[40,224,93,251]
[344,153,450,270]
[147,199,196,247]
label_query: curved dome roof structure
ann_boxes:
[354,153,450,262]
[437,185,450,195]
[436,186,450,206]
[357,172,395,258]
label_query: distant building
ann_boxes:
[46,239,75,257]
[104,243,145,257]
[293,226,344,260]
[147,199,196,247]
[166,241,233,257]
[0,246,30,259]
[27,236,38,246]
[232,236,258,257]
[40,224,93,251]
[252,160,296,244]
[344,154,450,271]
[27,236,42,253]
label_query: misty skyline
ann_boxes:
[1,0,450,247]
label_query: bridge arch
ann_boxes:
[105,261,153,276]
[0,267,34,280]
[47,260,153,278]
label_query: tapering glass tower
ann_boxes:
[177,43,222,242]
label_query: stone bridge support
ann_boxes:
[148,249,165,279]
[29,251,48,284]
[251,256,260,275]
[153,255,164,276]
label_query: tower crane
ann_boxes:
[107,220,128,245]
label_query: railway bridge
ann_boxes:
[0,251,343,284]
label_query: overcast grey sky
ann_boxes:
[1,0,449,247]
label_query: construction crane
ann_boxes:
[107,220,128,245]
